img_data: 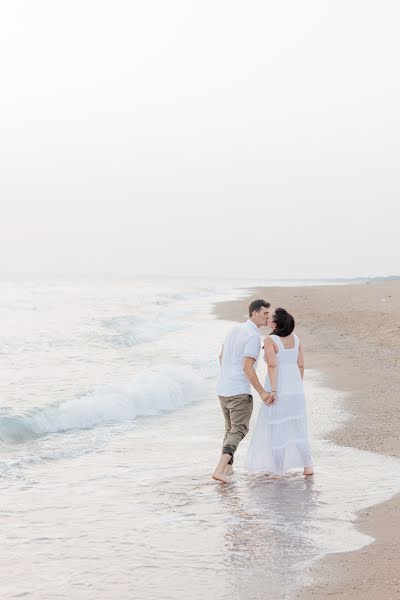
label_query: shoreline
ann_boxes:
[214,280,400,599]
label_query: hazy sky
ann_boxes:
[1,1,399,279]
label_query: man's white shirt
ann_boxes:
[217,319,261,397]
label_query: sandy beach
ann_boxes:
[214,279,400,600]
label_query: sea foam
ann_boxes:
[0,365,206,444]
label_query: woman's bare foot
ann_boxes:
[304,467,314,476]
[212,470,231,484]
[224,464,234,476]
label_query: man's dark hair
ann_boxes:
[248,299,270,317]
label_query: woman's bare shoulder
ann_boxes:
[264,336,278,351]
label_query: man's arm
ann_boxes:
[243,357,272,404]
[219,345,224,365]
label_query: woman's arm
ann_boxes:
[264,337,278,400]
[243,358,271,403]
[297,343,304,379]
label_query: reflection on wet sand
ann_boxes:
[216,474,318,599]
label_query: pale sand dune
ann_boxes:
[215,280,400,600]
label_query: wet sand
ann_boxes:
[214,280,400,599]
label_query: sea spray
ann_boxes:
[0,365,206,445]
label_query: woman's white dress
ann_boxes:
[244,334,313,475]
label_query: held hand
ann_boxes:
[267,392,277,405]
[261,391,274,405]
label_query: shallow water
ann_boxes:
[1,278,400,599]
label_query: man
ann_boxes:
[212,299,273,484]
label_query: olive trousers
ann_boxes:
[219,393,253,462]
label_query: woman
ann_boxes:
[244,307,314,477]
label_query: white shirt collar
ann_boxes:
[246,319,259,332]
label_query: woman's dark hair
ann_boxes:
[248,299,270,317]
[270,307,295,337]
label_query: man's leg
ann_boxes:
[221,397,231,449]
[212,396,234,483]
[212,395,253,483]
[212,453,232,483]
[221,399,234,475]
[222,394,253,457]
[224,453,234,475]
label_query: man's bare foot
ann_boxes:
[212,471,231,484]
[304,467,314,476]
[212,453,233,484]
[224,464,234,476]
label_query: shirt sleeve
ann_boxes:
[243,335,261,360]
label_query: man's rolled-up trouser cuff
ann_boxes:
[223,445,236,462]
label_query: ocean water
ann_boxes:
[1,277,399,600]
[0,277,238,461]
